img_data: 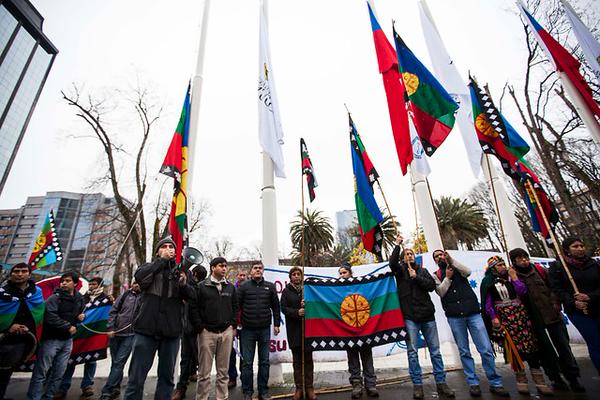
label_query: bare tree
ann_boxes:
[505,0,600,251]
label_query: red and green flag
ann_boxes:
[304,271,407,351]
[160,84,191,261]
[366,1,412,175]
[300,138,318,202]
[350,115,383,260]
[70,296,112,365]
[393,27,458,156]
[28,210,63,270]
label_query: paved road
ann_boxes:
[6,357,598,399]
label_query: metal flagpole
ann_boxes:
[188,0,211,193]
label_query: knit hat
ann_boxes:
[155,237,176,254]
[486,255,505,270]
[10,262,31,274]
[562,237,583,255]
[508,248,529,264]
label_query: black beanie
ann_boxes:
[155,237,176,254]
[508,248,529,264]
[10,262,31,274]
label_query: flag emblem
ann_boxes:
[341,294,370,328]
[402,72,420,95]
[475,114,499,139]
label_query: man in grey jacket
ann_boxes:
[99,282,140,400]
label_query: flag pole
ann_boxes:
[523,179,580,295]
[484,154,510,258]
[375,181,398,237]
[299,157,307,399]
[188,0,211,193]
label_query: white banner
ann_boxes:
[262,250,583,363]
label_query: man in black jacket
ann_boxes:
[238,262,281,400]
[27,271,85,400]
[123,237,193,400]
[191,257,238,400]
[0,263,43,400]
[432,251,508,397]
[389,237,454,400]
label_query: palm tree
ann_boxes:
[345,210,400,261]
[290,208,334,266]
[434,196,489,250]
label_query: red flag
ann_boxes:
[367,2,412,175]
[519,3,600,118]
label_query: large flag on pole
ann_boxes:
[560,0,600,82]
[300,138,318,202]
[517,165,560,242]
[393,26,459,156]
[160,85,191,261]
[304,271,407,351]
[29,210,63,270]
[468,77,530,179]
[258,0,285,178]
[517,1,600,119]
[366,1,412,175]
[418,0,482,176]
[349,115,384,260]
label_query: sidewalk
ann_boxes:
[7,344,596,399]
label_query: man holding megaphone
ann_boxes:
[123,237,194,400]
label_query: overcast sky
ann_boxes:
[1,0,597,258]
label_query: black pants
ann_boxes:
[176,332,198,391]
[522,351,542,369]
[546,321,580,379]
[0,368,12,400]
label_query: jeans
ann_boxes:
[447,314,502,387]
[27,339,73,400]
[240,327,271,396]
[176,332,198,391]
[405,319,446,385]
[101,335,135,396]
[59,360,97,393]
[123,334,180,400]
[347,347,376,388]
[568,313,600,374]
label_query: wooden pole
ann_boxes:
[523,179,580,294]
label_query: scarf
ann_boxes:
[564,254,593,270]
[87,287,105,302]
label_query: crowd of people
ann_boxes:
[1,235,599,400]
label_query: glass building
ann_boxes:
[0,0,58,195]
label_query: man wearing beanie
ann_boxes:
[510,247,584,392]
[123,237,194,400]
[190,257,238,400]
[431,251,508,397]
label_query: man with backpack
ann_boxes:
[99,282,141,400]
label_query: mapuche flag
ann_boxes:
[29,210,63,270]
[304,271,407,351]
[300,138,318,202]
[350,115,383,260]
[468,76,530,179]
[366,1,412,175]
[393,27,458,156]
[70,295,112,365]
[160,85,191,261]
[518,2,600,118]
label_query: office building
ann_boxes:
[0,0,58,194]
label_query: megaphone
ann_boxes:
[180,247,204,272]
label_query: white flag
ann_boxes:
[409,116,431,176]
[561,0,600,82]
[258,0,285,178]
[418,0,482,177]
